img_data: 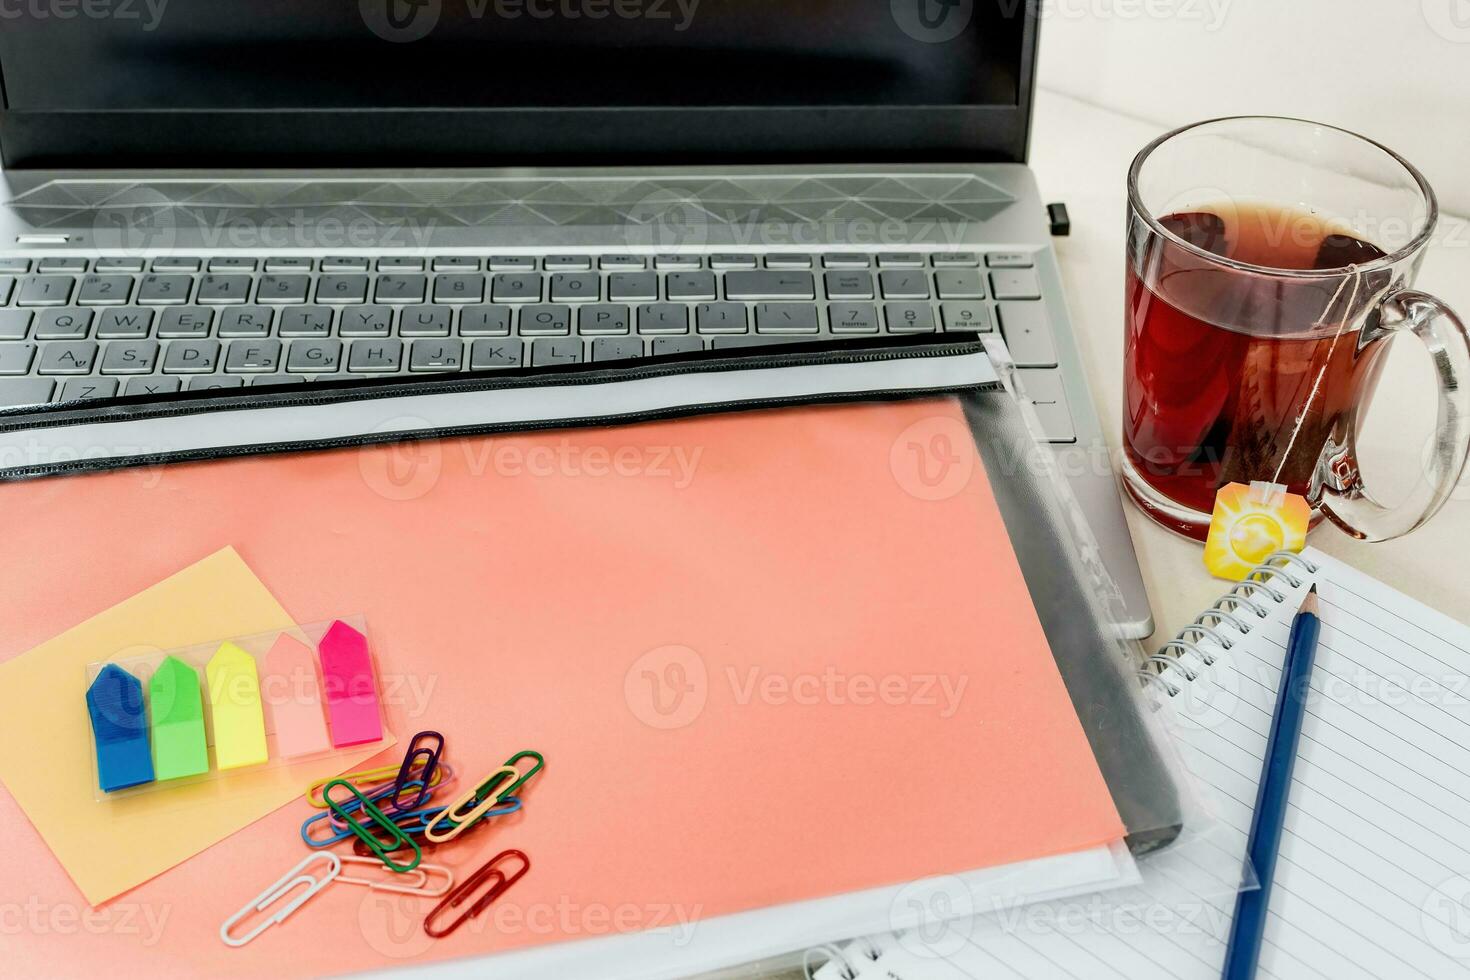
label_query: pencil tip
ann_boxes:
[1301,585,1319,615]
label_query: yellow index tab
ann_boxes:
[206,642,268,770]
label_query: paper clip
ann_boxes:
[303,779,427,847]
[423,849,530,939]
[353,798,522,858]
[338,855,453,897]
[325,778,423,873]
[389,731,445,812]
[423,751,543,844]
[220,852,341,948]
[305,758,447,809]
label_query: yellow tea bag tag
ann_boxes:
[1203,481,1310,581]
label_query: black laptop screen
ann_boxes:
[0,1,1037,166]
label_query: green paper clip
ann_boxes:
[474,750,544,805]
[150,656,210,780]
[324,778,422,874]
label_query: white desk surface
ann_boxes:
[1029,90,1470,642]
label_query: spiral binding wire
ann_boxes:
[1139,551,1320,698]
[802,937,886,979]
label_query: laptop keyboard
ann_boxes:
[0,250,1075,441]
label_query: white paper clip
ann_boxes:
[220,852,342,947]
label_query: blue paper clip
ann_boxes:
[350,798,522,858]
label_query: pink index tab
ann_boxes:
[319,621,382,747]
[262,635,331,758]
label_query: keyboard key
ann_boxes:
[17,275,75,306]
[491,273,543,303]
[822,253,870,268]
[279,306,334,337]
[655,254,702,270]
[519,304,572,336]
[340,305,394,338]
[348,340,403,373]
[990,269,1042,300]
[666,272,717,301]
[286,340,342,373]
[531,338,583,366]
[0,259,30,273]
[400,306,452,337]
[39,341,99,374]
[1013,367,1066,404]
[378,256,425,271]
[0,276,13,304]
[410,340,465,372]
[196,274,252,305]
[577,304,630,335]
[188,376,245,391]
[218,306,274,338]
[158,307,214,339]
[996,302,1057,366]
[0,310,31,340]
[549,273,600,303]
[652,336,703,356]
[433,256,481,272]
[885,303,937,333]
[317,275,370,305]
[711,336,790,350]
[725,271,815,301]
[1015,370,1076,444]
[266,257,314,272]
[459,306,513,337]
[38,257,88,273]
[433,274,485,304]
[225,339,282,373]
[97,308,155,339]
[879,271,930,300]
[766,255,814,270]
[470,339,523,369]
[544,255,592,271]
[375,275,428,303]
[941,302,993,333]
[36,309,93,340]
[878,253,924,268]
[250,375,307,387]
[60,378,118,401]
[123,377,182,397]
[208,257,257,273]
[986,252,1035,268]
[709,254,758,270]
[608,272,657,302]
[592,337,643,362]
[0,378,53,406]
[599,256,644,270]
[935,270,985,300]
[754,303,819,333]
[151,256,202,273]
[137,274,192,305]
[94,258,146,273]
[637,304,688,334]
[77,275,134,305]
[932,252,980,267]
[162,340,220,373]
[257,274,312,304]
[100,341,160,374]
[824,271,874,300]
[0,343,37,374]
[828,303,880,333]
[489,256,537,271]
[322,256,370,272]
[695,302,747,333]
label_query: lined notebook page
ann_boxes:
[817,547,1470,980]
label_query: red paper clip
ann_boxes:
[423,849,530,939]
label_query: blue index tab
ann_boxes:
[86,664,155,792]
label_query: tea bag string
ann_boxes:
[1269,262,1365,487]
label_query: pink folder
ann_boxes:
[0,399,1122,976]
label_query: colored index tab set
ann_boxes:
[84,619,383,797]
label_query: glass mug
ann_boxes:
[1123,116,1470,541]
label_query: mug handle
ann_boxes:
[1318,290,1470,542]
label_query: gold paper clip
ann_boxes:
[305,760,446,808]
[422,765,518,843]
[337,855,453,897]
[423,849,530,939]
[220,853,341,948]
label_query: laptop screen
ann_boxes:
[0,0,1037,166]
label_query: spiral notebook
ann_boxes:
[815,546,1470,980]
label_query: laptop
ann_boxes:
[0,0,1152,635]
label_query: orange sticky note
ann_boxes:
[261,634,331,758]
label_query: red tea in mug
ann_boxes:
[1123,201,1393,525]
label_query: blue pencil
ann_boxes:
[1221,585,1321,980]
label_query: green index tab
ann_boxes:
[149,655,210,780]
